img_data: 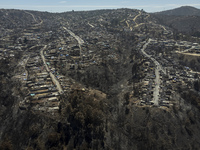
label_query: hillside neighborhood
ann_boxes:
[1,6,200,150]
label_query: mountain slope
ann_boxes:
[1,8,200,150]
[155,6,200,16]
[153,6,200,35]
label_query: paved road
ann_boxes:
[63,27,84,58]
[40,45,64,94]
[63,27,84,45]
[153,67,160,105]
[141,39,166,106]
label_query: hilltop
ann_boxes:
[153,6,200,36]
[155,6,200,16]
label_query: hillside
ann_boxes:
[153,6,200,36]
[155,6,200,16]
[1,8,200,150]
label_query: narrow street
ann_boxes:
[63,27,84,45]
[63,26,84,58]
[141,39,166,105]
[40,45,64,94]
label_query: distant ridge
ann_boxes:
[155,6,200,16]
[152,6,200,35]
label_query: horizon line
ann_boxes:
[0,4,200,13]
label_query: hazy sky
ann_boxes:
[1,0,200,12]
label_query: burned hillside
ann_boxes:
[0,8,200,150]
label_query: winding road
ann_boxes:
[35,17,43,26]
[24,11,37,22]
[122,11,150,30]
[133,11,141,26]
[160,24,167,31]
[145,14,150,20]
[24,11,43,26]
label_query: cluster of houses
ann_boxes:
[1,8,200,112]
[136,38,200,108]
